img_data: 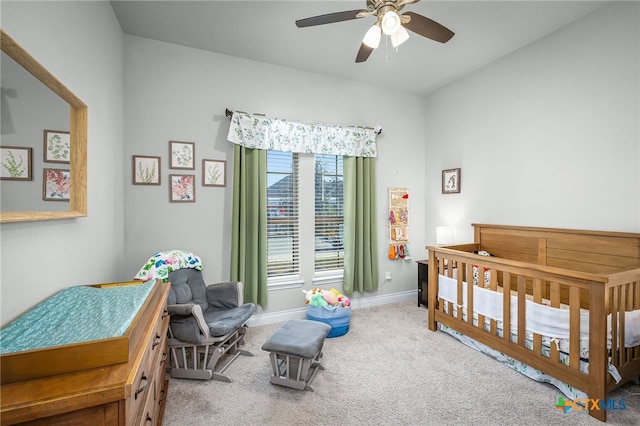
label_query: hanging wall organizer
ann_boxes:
[388,187,410,261]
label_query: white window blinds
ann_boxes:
[266,151,300,279]
[314,154,344,272]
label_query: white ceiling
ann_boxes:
[110,0,610,95]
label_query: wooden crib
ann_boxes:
[427,224,640,422]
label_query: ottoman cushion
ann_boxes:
[262,319,331,359]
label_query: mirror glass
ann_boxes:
[0,29,87,223]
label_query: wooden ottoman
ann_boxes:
[261,319,331,391]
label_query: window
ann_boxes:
[266,151,299,280]
[314,154,344,273]
[266,152,344,286]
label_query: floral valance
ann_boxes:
[227,111,377,157]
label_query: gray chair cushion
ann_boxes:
[167,268,256,341]
[167,269,208,314]
[203,304,256,337]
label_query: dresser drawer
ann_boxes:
[127,363,152,425]
[137,381,156,426]
[126,298,169,425]
[139,364,168,426]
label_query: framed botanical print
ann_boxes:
[169,174,195,202]
[169,141,195,170]
[43,129,70,163]
[1,146,32,180]
[43,168,70,201]
[202,159,226,187]
[132,155,161,185]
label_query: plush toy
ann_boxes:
[309,293,329,307]
[330,288,350,308]
[322,290,337,305]
[303,288,323,304]
[303,287,350,308]
[338,296,351,307]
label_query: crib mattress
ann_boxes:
[0,280,162,384]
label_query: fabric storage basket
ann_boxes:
[306,305,351,338]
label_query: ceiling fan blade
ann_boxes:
[296,10,365,28]
[355,43,374,63]
[402,12,454,43]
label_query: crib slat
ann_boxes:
[619,285,626,365]
[569,287,580,369]
[438,257,447,317]
[490,270,498,335]
[629,281,640,360]
[549,282,560,362]
[466,263,474,326]
[517,275,526,347]
[533,279,542,354]
[611,286,619,366]
[503,272,511,343]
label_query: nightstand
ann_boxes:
[416,259,428,307]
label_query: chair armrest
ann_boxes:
[167,303,211,339]
[206,281,244,310]
[167,304,195,316]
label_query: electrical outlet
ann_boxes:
[385,271,391,280]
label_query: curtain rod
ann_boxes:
[225,108,382,135]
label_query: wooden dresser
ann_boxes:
[0,280,170,425]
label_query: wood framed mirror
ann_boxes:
[0,29,87,223]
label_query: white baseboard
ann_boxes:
[246,290,417,327]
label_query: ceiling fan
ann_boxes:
[295,0,455,63]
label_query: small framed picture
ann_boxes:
[1,146,32,180]
[169,141,195,169]
[132,155,161,185]
[442,168,461,194]
[43,168,70,201]
[170,174,195,202]
[43,129,70,163]
[202,159,226,187]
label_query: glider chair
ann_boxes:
[166,268,257,382]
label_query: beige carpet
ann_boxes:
[163,301,640,425]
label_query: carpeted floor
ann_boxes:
[163,301,639,425]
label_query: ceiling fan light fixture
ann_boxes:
[390,26,409,48]
[381,11,401,35]
[362,24,381,48]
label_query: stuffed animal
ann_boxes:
[322,290,337,305]
[303,287,350,308]
[309,293,329,307]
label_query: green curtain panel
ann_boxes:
[230,145,268,307]
[342,156,378,294]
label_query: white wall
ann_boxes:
[424,1,640,244]
[121,36,427,314]
[0,1,125,325]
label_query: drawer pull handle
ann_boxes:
[162,310,169,319]
[152,333,162,349]
[135,373,148,399]
[161,352,167,363]
[145,413,153,423]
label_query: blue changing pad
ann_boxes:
[0,280,156,354]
